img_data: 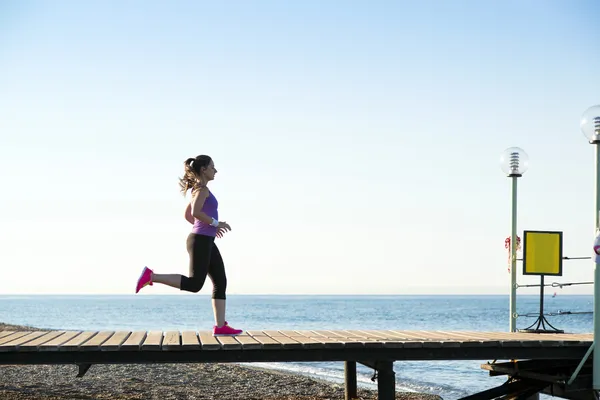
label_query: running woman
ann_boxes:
[135,155,243,336]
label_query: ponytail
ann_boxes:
[178,155,212,195]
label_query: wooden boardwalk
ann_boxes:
[0,329,594,400]
[0,329,593,361]
[0,329,593,353]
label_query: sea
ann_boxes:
[0,294,594,400]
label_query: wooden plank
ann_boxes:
[386,330,461,348]
[282,331,326,349]
[141,331,163,350]
[261,330,286,337]
[338,330,376,339]
[0,331,16,340]
[517,332,556,347]
[181,331,201,350]
[381,330,436,348]
[307,330,351,338]
[296,331,354,349]
[350,330,416,348]
[436,331,500,347]
[310,330,366,349]
[541,333,591,341]
[534,333,591,345]
[309,330,358,340]
[38,332,82,351]
[58,331,98,351]
[464,331,525,348]
[387,332,429,348]
[0,331,52,351]
[100,331,132,351]
[80,331,115,350]
[496,332,557,347]
[18,331,67,352]
[289,335,328,349]
[120,331,146,351]
[306,330,342,339]
[384,330,440,340]
[465,331,540,347]
[235,334,262,350]
[197,331,221,350]
[278,330,302,337]
[336,330,409,348]
[339,330,403,347]
[246,332,283,349]
[434,331,493,344]
[246,330,269,336]
[0,331,32,345]
[262,331,302,349]
[353,330,414,349]
[353,330,399,340]
[161,331,181,351]
[216,336,242,350]
[560,333,593,341]
[309,330,373,348]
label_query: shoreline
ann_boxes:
[0,322,442,400]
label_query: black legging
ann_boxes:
[180,233,227,299]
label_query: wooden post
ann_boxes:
[376,361,395,400]
[345,361,357,400]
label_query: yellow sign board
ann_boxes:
[522,230,563,276]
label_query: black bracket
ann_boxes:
[359,360,395,382]
[457,378,548,400]
[76,363,92,378]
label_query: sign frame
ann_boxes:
[522,230,563,276]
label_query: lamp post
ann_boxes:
[500,147,529,332]
[580,104,600,390]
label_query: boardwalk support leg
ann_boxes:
[345,361,358,400]
[76,363,92,378]
[358,360,396,400]
[376,361,395,400]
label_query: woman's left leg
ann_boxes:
[208,243,227,327]
[208,243,243,336]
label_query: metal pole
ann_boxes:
[593,143,600,389]
[569,342,594,385]
[539,275,545,325]
[510,176,518,332]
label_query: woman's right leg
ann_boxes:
[151,273,183,289]
[141,234,212,292]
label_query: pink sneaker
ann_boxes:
[213,322,243,336]
[135,266,153,293]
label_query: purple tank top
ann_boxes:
[192,190,218,237]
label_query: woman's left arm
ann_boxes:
[184,203,194,224]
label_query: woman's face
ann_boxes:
[202,160,217,181]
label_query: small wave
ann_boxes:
[238,362,417,393]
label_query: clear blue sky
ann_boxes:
[1,0,599,295]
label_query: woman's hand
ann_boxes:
[218,221,231,231]
[216,221,231,238]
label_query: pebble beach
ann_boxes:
[0,323,442,400]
